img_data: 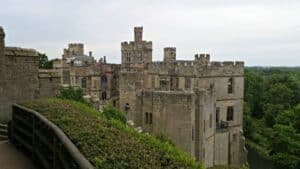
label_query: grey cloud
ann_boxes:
[0,0,299,66]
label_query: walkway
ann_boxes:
[0,140,36,169]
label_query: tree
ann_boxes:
[243,102,255,137]
[270,125,300,169]
[38,52,53,69]
[57,87,88,105]
[244,70,264,118]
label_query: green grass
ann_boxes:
[21,98,203,169]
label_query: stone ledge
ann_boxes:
[5,47,38,57]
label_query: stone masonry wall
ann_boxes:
[0,47,39,122]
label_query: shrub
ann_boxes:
[102,105,126,124]
[21,98,203,169]
[58,87,90,105]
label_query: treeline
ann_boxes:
[244,67,300,169]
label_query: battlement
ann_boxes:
[210,61,244,67]
[194,53,210,64]
[5,47,38,57]
[68,43,84,48]
[121,40,152,48]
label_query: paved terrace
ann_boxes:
[0,140,36,169]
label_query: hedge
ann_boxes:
[21,98,203,169]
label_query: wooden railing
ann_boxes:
[10,104,94,169]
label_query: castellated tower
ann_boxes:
[121,26,152,68]
[134,27,143,42]
[164,47,176,62]
[62,43,84,60]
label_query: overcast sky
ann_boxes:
[1,0,300,66]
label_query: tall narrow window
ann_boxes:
[101,92,107,100]
[101,75,108,89]
[216,107,220,124]
[227,106,234,121]
[228,77,234,94]
[185,77,191,89]
[81,77,86,88]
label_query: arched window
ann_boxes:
[101,75,108,89]
[228,78,233,94]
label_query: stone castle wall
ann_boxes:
[0,27,61,122]
[0,47,39,122]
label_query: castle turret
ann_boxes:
[164,47,176,62]
[134,27,143,42]
[121,27,152,67]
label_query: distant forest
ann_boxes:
[244,67,300,169]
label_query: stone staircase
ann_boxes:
[0,123,8,141]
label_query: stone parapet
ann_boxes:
[5,47,37,57]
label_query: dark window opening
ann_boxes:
[145,112,149,124]
[227,106,234,121]
[160,80,168,90]
[145,112,153,124]
[228,78,234,94]
[216,107,220,125]
[101,75,108,89]
[81,77,86,88]
[101,92,107,100]
[185,78,191,89]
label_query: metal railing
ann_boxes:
[10,104,94,169]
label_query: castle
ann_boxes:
[59,27,247,167]
[0,26,246,168]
